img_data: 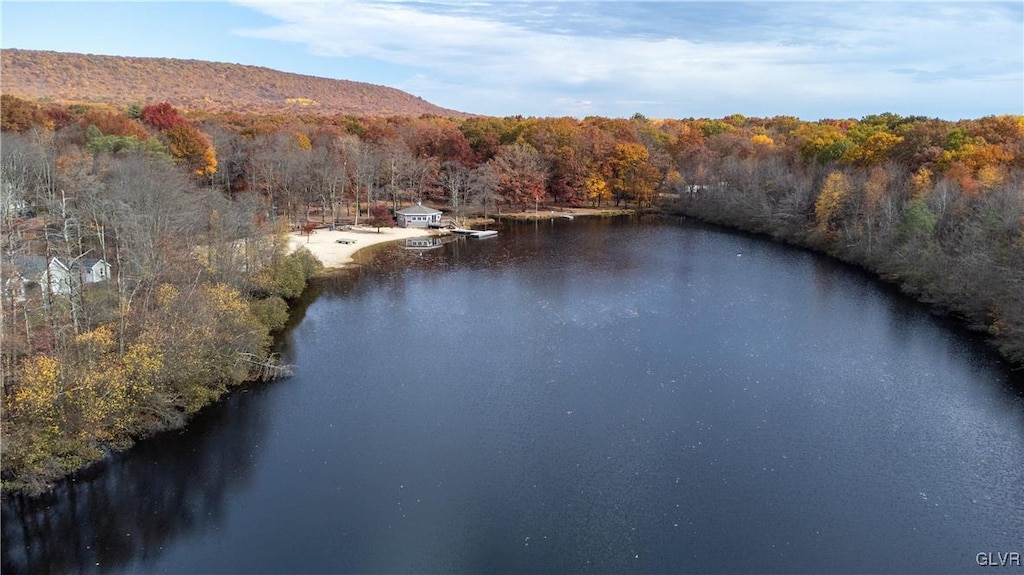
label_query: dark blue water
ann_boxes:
[4,217,1023,574]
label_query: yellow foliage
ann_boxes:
[208,284,249,316]
[977,164,1007,190]
[12,355,62,425]
[196,146,218,177]
[910,167,933,200]
[293,131,312,151]
[584,173,610,205]
[74,325,116,354]
[609,143,660,206]
[795,123,846,160]
[815,171,851,230]
[124,343,163,385]
[156,283,180,308]
[842,132,904,166]
[751,133,774,147]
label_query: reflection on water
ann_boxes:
[3,217,1023,574]
[1,381,274,574]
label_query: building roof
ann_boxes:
[6,255,109,277]
[397,203,441,216]
[79,258,108,269]
[8,255,48,278]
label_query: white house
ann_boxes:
[4,255,111,302]
[396,202,442,228]
[77,258,111,284]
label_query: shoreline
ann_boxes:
[287,225,436,269]
[668,207,1024,371]
[285,207,636,267]
[495,207,636,221]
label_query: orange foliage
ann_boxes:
[80,108,150,141]
[945,162,979,196]
[165,123,218,177]
[1,94,51,132]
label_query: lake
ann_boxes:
[3,216,1023,574]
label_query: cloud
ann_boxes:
[231,1,1023,119]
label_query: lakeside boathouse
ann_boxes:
[396,203,443,228]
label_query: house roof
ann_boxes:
[79,258,108,269]
[8,255,48,278]
[6,255,109,277]
[397,203,441,216]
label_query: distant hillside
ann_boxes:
[0,49,468,118]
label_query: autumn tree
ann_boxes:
[140,102,186,131]
[0,95,51,132]
[80,107,150,141]
[814,170,852,233]
[546,145,587,206]
[400,116,474,165]
[367,204,396,232]
[607,142,660,208]
[794,122,851,164]
[842,132,904,167]
[164,123,218,178]
[584,172,611,207]
[491,143,547,211]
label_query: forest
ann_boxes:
[0,49,467,118]
[1,94,1022,493]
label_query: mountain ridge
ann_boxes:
[0,48,469,118]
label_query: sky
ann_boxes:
[1,1,1022,120]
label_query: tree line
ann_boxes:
[2,95,1022,492]
[1,97,321,493]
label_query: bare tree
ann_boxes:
[439,161,468,222]
[342,138,382,225]
[468,162,501,218]
[381,142,419,213]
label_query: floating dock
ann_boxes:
[451,227,498,238]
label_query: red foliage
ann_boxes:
[141,102,187,130]
[407,119,474,164]
[367,204,396,230]
[44,105,74,130]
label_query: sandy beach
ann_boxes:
[288,225,435,269]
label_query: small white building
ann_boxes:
[77,258,112,284]
[395,202,442,228]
